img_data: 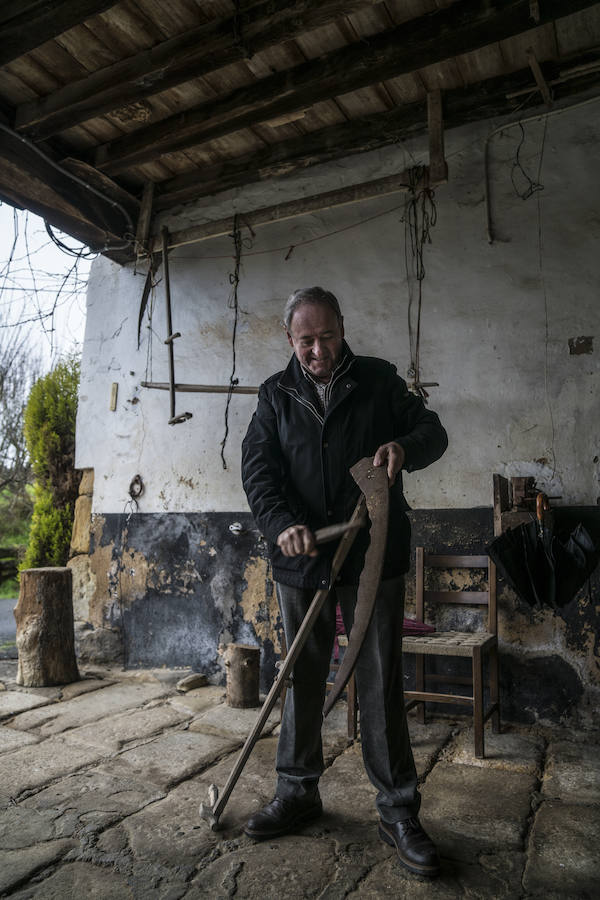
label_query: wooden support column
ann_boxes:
[527,48,554,106]
[427,90,448,185]
[135,181,155,259]
[15,568,80,687]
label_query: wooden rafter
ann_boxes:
[151,58,597,210]
[527,47,554,105]
[92,0,595,176]
[0,0,120,68]
[0,126,138,262]
[157,170,433,251]
[15,0,383,140]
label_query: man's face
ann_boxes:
[286,302,344,383]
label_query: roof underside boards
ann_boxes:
[0,0,599,262]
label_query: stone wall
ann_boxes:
[73,101,600,724]
[70,503,600,728]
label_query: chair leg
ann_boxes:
[416,653,426,724]
[473,647,484,758]
[489,643,501,733]
[347,673,358,742]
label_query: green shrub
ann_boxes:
[0,487,32,597]
[21,356,81,570]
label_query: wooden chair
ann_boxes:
[403,548,500,757]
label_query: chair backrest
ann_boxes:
[415,548,497,635]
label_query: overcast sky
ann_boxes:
[0,203,90,370]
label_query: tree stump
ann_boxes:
[225,643,260,708]
[15,567,80,686]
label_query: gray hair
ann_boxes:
[283,287,343,331]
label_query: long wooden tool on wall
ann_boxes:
[161,226,193,426]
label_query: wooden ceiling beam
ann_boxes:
[92,0,597,176]
[0,126,137,262]
[0,1,120,68]
[153,58,600,211]
[160,170,431,250]
[15,0,383,140]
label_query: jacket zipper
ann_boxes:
[323,356,355,419]
[278,384,324,426]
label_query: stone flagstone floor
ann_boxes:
[0,659,599,899]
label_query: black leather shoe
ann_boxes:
[244,795,323,839]
[379,817,440,877]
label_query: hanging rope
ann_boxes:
[511,121,545,201]
[220,215,243,470]
[404,166,437,401]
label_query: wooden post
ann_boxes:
[135,180,154,259]
[14,568,80,687]
[427,89,448,185]
[225,643,260,708]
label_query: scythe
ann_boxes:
[199,458,388,830]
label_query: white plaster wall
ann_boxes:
[76,98,600,514]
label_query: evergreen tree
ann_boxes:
[21,356,81,569]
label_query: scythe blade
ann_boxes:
[323,458,389,716]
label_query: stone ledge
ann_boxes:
[523,800,600,896]
[542,740,600,804]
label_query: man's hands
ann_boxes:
[277,444,404,555]
[373,441,405,484]
[277,524,318,557]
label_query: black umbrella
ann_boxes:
[487,494,600,610]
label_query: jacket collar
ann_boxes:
[277,343,357,425]
[278,341,356,392]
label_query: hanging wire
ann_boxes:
[0,206,91,363]
[510,122,545,201]
[144,274,158,383]
[220,214,252,469]
[0,121,135,248]
[0,208,19,288]
[44,221,98,260]
[534,116,557,480]
[404,166,437,401]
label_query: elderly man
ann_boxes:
[241,287,447,877]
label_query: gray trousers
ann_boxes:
[275,577,420,823]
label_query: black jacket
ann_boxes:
[241,343,448,589]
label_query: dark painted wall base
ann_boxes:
[89,506,599,726]
[91,511,281,691]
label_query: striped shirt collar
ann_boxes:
[301,352,349,411]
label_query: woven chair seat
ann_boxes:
[403,630,496,657]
